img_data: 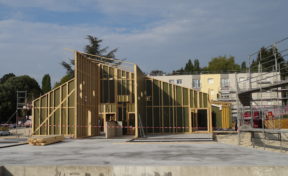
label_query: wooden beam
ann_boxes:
[74,51,78,138]
[134,64,139,138]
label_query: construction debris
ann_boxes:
[28,135,64,146]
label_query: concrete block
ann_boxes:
[105,121,123,139]
[2,165,288,176]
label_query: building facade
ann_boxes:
[153,72,282,120]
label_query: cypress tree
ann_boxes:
[42,74,51,93]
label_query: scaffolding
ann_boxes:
[16,91,27,125]
[236,37,288,151]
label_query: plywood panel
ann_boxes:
[32,79,76,136]
[75,52,100,138]
[134,65,146,137]
[183,107,189,132]
[163,107,170,132]
[176,87,182,106]
[183,88,188,106]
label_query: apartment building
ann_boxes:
[153,72,282,120]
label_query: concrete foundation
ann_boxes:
[2,165,288,176]
[1,138,288,175]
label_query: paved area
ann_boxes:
[1,138,288,166]
[0,138,27,148]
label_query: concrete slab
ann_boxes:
[0,138,288,166]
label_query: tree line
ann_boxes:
[150,46,288,76]
[150,56,247,76]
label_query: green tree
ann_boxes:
[0,75,41,123]
[241,61,247,72]
[250,47,287,78]
[207,56,240,73]
[172,67,185,75]
[173,59,202,75]
[194,59,200,73]
[61,59,74,78]
[251,47,274,72]
[59,35,118,86]
[150,70,165,76]
[54,74,73,88]
[184,59,194,73]
[0,73,15,84]
[84,35,117,58]
[41,74,51,93]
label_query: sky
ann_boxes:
[0,0,288,84]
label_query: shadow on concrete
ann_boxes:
[0,166,13,176]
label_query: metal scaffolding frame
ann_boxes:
[236,37,288,151]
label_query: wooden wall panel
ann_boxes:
[75,52,100,138]
[134,64,146,137]
[32,79,76,136]
[144,76,212,134]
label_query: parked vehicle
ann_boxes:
[0,131,10,136]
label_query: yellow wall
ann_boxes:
[200,74,221,100]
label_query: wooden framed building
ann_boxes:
[32,52,213,138]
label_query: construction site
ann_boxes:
[1,38,288,176]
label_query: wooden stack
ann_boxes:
[28,135,64,146]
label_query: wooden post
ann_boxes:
[161,81,164,133]
[74,51,78,138]
[60,86,62,135]
[66,82,69,135]
[134,64,139,138]
[152,79,155,134]
[48,93,50,135]
[188,90,192,133]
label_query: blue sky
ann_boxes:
[0,0,288,84]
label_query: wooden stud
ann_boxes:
[66,82,69,135]
[74,51,78,138]
[188,89,192,133]
[48,93,50,135]
[134,64,139,138]
[161,81,164,133]
[38,96,41,135]
[59,85,62,135]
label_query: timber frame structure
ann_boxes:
[32,51,213,138]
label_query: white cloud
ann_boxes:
[0,17,221,83]
[0,0,82,11]
[0,0,288,83]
